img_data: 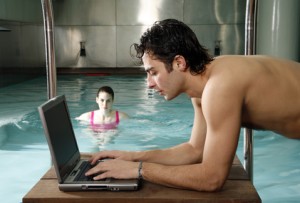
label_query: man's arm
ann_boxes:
[135,100,207,164]
[138,85,242,191]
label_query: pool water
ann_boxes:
[0,75,299,203]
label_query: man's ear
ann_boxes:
[173,55,187,72]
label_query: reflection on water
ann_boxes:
[78,123,119,148]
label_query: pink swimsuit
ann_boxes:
[90,111,120,130]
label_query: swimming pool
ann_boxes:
[0,75,299,203]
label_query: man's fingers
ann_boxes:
[93,172,110,180]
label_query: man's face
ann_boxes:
[143,53,184,101]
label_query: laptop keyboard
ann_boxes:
[75,161,106,181]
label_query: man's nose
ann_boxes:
[147,75,155,88]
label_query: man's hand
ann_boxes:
[85,159,139,180]
[88,150,136,165]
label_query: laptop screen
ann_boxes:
[39,95,80,180]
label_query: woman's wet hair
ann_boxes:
[97,86,114,101]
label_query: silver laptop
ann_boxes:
[38,95,140,191]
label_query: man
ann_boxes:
[86,19,300,191]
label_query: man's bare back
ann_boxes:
[209,55,300,138]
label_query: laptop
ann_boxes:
[38,95,140,191]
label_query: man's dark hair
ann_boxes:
[132,19,213,75]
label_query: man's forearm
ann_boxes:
[140,161,225,192]
[133,142,202,165]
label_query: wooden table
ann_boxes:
[23,155,261,203]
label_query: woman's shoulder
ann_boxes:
[116,110,129,119]
[76,111,93,121]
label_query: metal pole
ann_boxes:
[243,128,253,182]
[41,0,57,99]
[245,0,257,55]
[244,0,257,183]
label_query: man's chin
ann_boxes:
[164,95,174,101]
[164,92,181,101]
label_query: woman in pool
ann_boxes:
[76,86,129,132]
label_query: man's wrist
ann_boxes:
[138,161,143,180]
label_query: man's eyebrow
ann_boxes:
[145,67,154,72]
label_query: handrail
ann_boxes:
[245,0,257,55]
[243,128,253,182]
[41,0,57,99]
[244,0,258,182]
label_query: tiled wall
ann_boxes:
[0,0,246,70]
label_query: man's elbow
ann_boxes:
[193,174,226,192]
[204,177,225,192]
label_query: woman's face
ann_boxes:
[96,91,113,113]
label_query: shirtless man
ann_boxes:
[86,19,300,191]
